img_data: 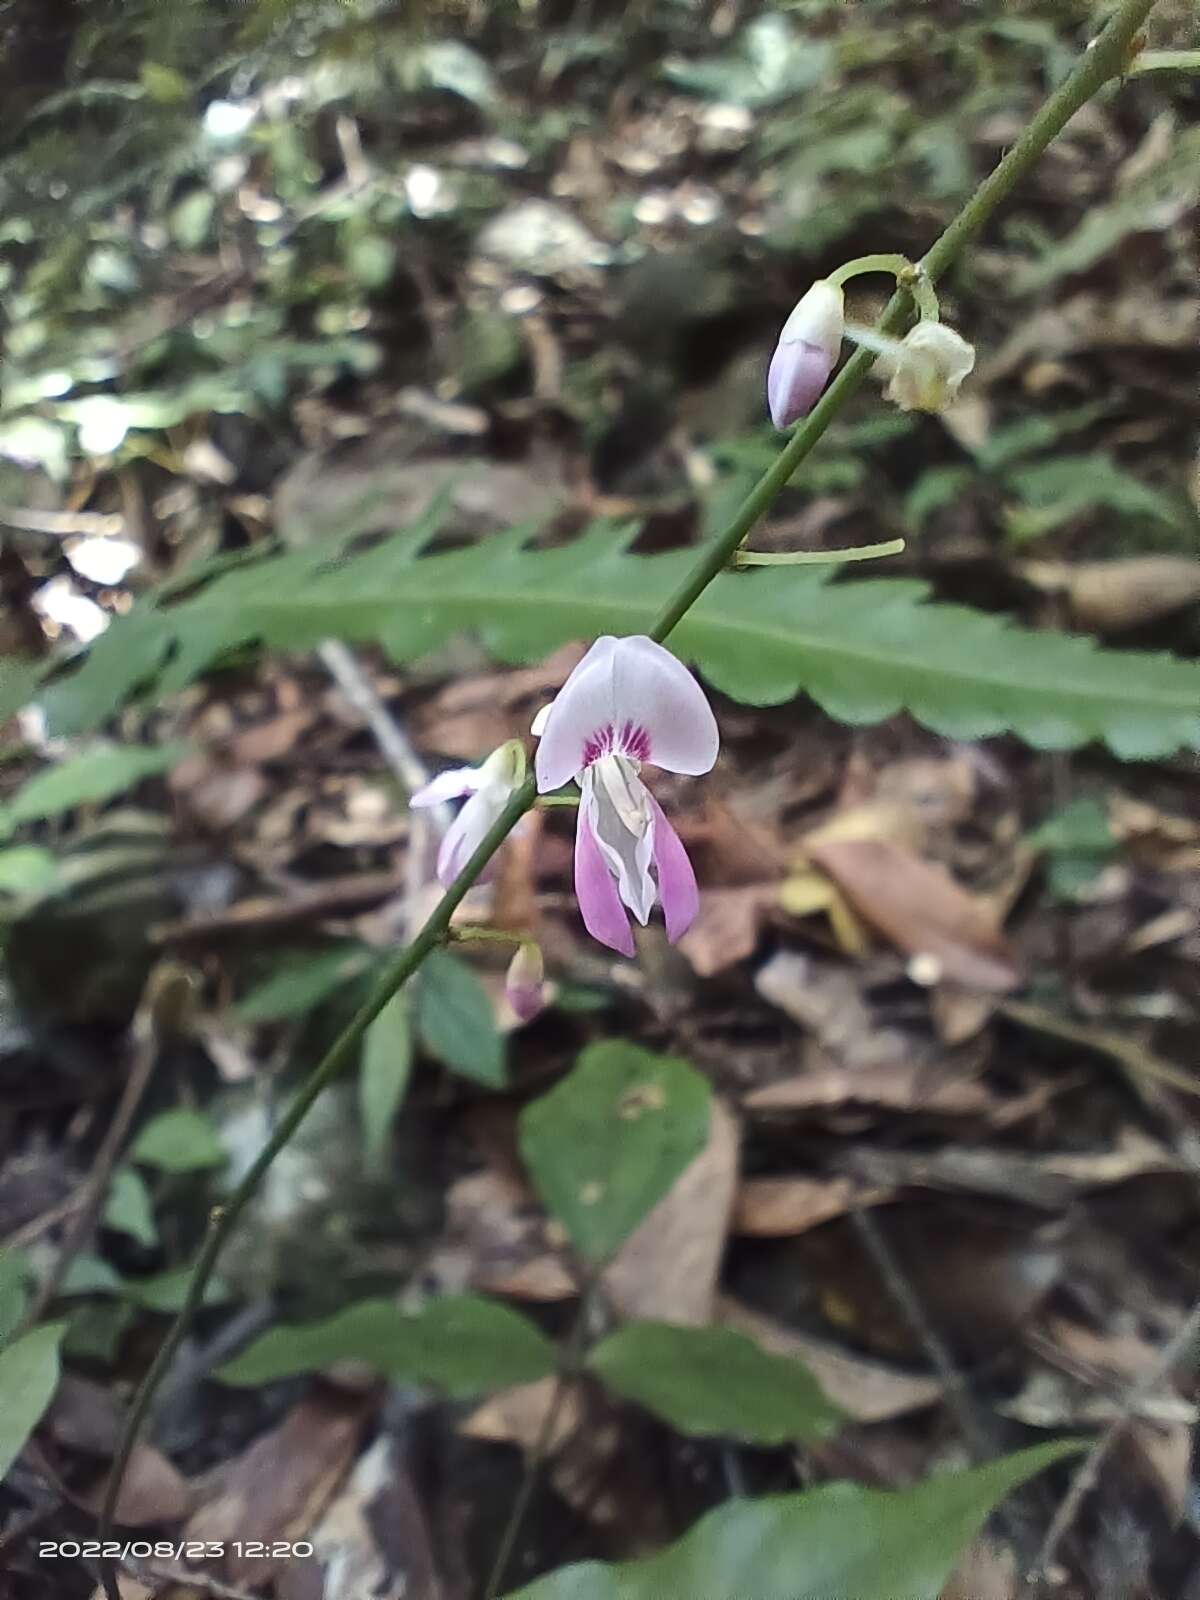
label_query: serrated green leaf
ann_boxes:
[416,950,505,1087]
[505,1440,1081,1600]
[0,1323,64,1480]
[519,1042,710,1263]
[361,990,413,1171]
[103,1166,157,1247]
[216,1294,557,1392]
[38,522,1200,758]
[131,1107,226,1173]
[0,741,189,835]
[588,1323,842,1444]
[236,943,378,1022]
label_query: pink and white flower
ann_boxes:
[767,279,845,429]
[410,741,524,889]
[534,636,718,956]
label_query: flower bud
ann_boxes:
[767,280,845,429]
[505,941,545,1023]
[880,322,975,413]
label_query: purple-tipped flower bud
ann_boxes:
[505,942,545,1023]
[767,279,845,429]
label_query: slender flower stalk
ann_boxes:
[96,5,1159,1590]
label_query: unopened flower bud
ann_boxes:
[505,941,545,1023]
[767,280,845,429]
[880,322,975,413]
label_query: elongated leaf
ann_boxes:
[0,1323,65,1481]
[0,1250,32,1342]
[519,1042,710,1263]
[361,991,413,1170]
[103,1166,157,1247]
[235,943,378,1022]
[39,522,1200,758]
[0,741,189,834]
[588,1322,842,1444]
[217,1294,557,1394]
[506,1440,1081,1600]
[417,950,505,1087]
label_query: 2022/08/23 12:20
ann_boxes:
[39,1539,315,1561]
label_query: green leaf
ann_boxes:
[1013,127,1200,293]
[0,845,58,897]
[39,521,1200,758]
[663,15,833,108]
[217,1294,557,1393]
[60,1254,124,1297]
[1030,796,1115,903]
[587,1323,842,1444]
[505,1441,1081,1600]
[0,1249,32,1342]
[131,1108,226,1173]
[0,1324,65,1481]
[416,950,505,1087]
[236,944,377,1022]
[519,1042,710,1264]
[63,1300,135,1364]
[361,991,413,1171]
[1003,453,1187,544]
[0,742,188,834]
[0,657,40,725]
[103,1166,157,1247]
[124,1266,231,1313]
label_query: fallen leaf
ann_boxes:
[733,1176,892,1237]
[677,885,778,976]
[75,1442,194,1527]
[1022,556,1200,634]
[939,1536,1018,1600]
[805,837,1021,991]
[754,952,908,1069]
[460,1376,583,1454]
[184,1391,369,1585]
[744,1059,995,1118]
[716,1297,942,1422]
[1127,1420,1192,1523]
[276,1434,441,1600]
[602,1096,739,1325]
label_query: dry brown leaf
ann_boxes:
[805,837,1021,991]
[754,952,907,1068]
[716,1296,942,1422]
[1127,1420,1193,1523]
[226,709,315,765]
[432,1167,575,1302]
[939,1537,1018,1600]
[276,1435,442,1600]
[184,1391,368,1585]
[733,1176,892,1237]
[412,644,585,759]
[743,1060,995,1118]
[1022,556,1200,634]
[75,1443,194,1527]
[460,1377,583,1454]
[677,884,778,976]
[602,1096,739,1325]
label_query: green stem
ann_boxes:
[648,0,1155,646]
[94,3,1158,1590]
[97,775,537,1600]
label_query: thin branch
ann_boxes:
[1029,1295,1200,1582]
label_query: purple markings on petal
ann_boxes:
[581,719,652,768]
[574,802,635,957]
[647,793,699,943]
[767,340,834,429]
